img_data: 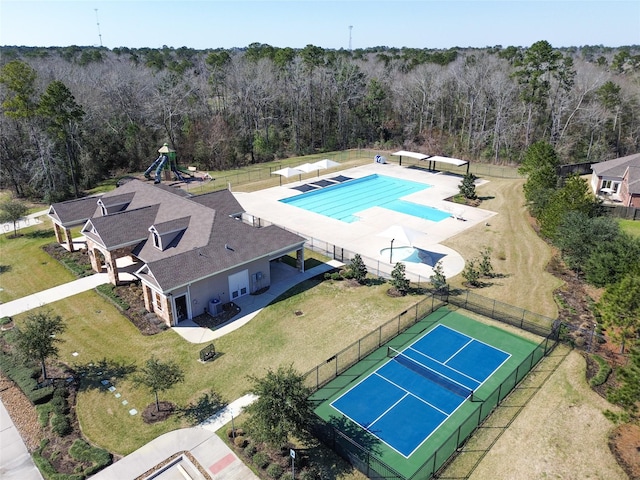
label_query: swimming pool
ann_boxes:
[280,174,450,223]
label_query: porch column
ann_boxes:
[87,247,101,273]
[296,248,305,273]
[64,228,74,252]
[159,296,173,327]
[104,250,120,285]
[142,284,153,312]
[53,223,64,244]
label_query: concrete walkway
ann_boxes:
[0,400,44,480]
[91,395,258,480]
[0,274,110,318]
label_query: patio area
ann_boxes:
[234,163,497,282]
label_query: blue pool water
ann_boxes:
[280,174,450,223]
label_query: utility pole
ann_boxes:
[95,9,103,47]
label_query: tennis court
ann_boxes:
[312,307,544,478]
[331,324,509,457]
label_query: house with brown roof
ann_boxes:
[590,153,640,207]
[48,180,306,326]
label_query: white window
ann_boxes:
[154,292,163,311]
[601,180,620,193]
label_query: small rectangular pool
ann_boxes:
[280,174,450,223]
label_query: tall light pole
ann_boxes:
[348,25,353,51]
[389,238,395,263]
[230,407,236,439]
[94,9,103,47]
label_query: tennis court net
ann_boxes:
[387,346,473,398]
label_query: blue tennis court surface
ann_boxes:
[280,174,449,223]
[330,324,510,457]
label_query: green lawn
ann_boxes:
[619,218,640,237]
[10,254,420,454]
[0,159,564,463]
[0,225,76,304]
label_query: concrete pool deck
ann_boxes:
[234,163,497,281]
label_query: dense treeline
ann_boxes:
[1,41,639,201]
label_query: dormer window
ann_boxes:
[150,226,162,250]
[152,230,161,249]
[97,193,134,216]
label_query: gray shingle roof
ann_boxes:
[48,196,102,227]
[57,180,305,292]
[152,216,191,235]
[591,153,640,177]
[627,166,640,194]
[83,205,159,249]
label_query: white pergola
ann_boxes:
[391,151,470,174]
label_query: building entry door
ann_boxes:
[228,270,249,300]
[174,294,188,324]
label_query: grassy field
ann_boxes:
[0,227,77,304]
[0,157,627,477]
[620,218,640,237]
[468,346,627,480]
[10,265,420,455]
[443,177,563,318]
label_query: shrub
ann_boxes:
[51,412,72,436]
[234,435,248,448]
[50,390,69,414]
[280,472,295,480]
[339,268,354,279]
[69,439,112,476]
[267,463,284,478]
[95,284,130,311]
[244,442,257,457]
[0,350,53,404]
[33,439,85,480]
[589,355,612,387]
[253,451,270,469]
[0,316,12,326]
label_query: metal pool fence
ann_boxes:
[305,291,560,480]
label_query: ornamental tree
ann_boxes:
[0,197,29,237]
[245,364,313,447]
[15,310,66,380]
[134,357,185,412]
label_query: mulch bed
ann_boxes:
[113,283,166,335]
[192,303,241,330]
[141,401,176,424]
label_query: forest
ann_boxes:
[1,41,639,202]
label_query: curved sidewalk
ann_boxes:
[90,395,258,480]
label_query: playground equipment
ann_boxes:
[144,143,200,184]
